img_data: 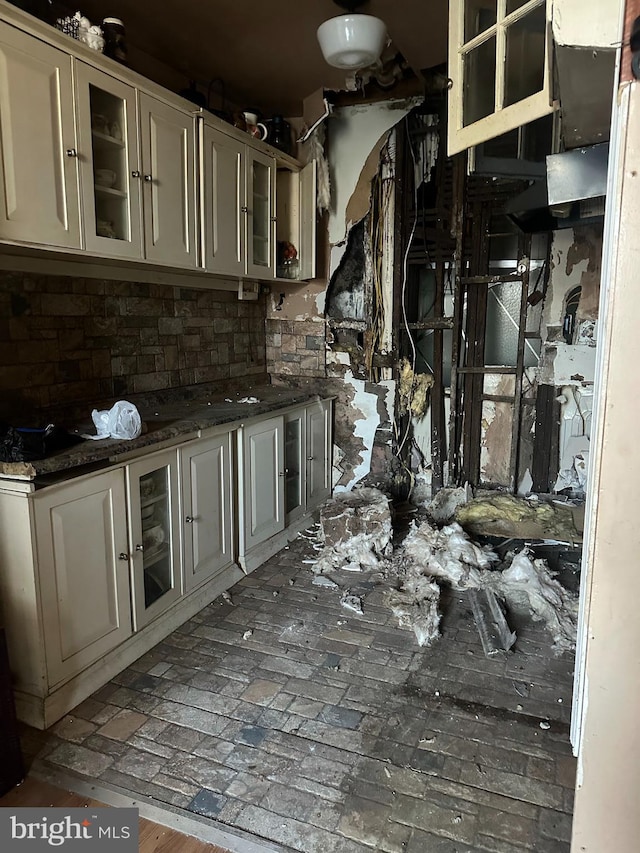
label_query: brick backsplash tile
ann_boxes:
[0,271,267,420]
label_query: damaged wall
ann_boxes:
[539,225,603,493]
[266,98,420,492]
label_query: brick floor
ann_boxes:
[24,525,577,853]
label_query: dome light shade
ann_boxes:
[317,14,387,69]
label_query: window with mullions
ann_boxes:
[448,0,555,156]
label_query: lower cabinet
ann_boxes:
[181,429,234,592]
[33,469,132,688]
[0,399,331,728]
[238,399,333,570]
[127,449,182,631]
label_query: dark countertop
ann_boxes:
[0,385,321,482]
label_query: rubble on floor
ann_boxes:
[314,487,393,574]
[456,493,583,543]
[424,484,472,525]
[303,487,579,655]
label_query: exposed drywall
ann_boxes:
[328,98,421,245]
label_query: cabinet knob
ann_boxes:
[118,552,129,561]
[131,170,141,178]
[307,456,314,461]
[240,206,248,213]
[143,174,153,182]
[66,148,78,158]
[185,516,195,524]
[135,543,144,552]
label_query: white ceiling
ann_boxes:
[75,0,449,116]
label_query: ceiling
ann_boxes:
[74,0,449,116]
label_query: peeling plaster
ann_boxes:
[333,370,394,493]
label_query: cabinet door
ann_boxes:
[75,61,142,258]
[181,432,234,592]
[127,450,182,630]
[298,159,317,280]
[201,124,245,276]
[241,416,285,551]
[0,22,81,249]
[138,93,197,267]
[284,409,305,524]
[307,400,332,508]
[246,148,276,278]
[33,469,131,687]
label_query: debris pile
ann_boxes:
[455,493,581,543]
[314,487,393,574]
[385,576,441,647]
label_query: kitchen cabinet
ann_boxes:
[0,396,329,727]
[127,449,182,630]
[75,61,142,259]
[32,469,132,688]
[201,124,246,276]
[201,119,317,281]
[138,92,198,267]
[0,21,81,249]
[181,430,235,592]
[239,415,285,556]
[75,62,198,267]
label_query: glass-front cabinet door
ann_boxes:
[75,61,143,258]
[127,450,181,630]
[246,148,275,278]
[284,410,305,523]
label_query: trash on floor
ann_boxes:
[468,588,517,656]
[340,591,364,614]
[424,484,472,525]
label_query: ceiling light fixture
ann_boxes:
[317,0,387,70]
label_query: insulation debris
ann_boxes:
[312,575,339,589]
[425,485,472,525]
[340,592,364,615]
[385,576,441,646]
[397,358,434,419]
[455,494,582,543]
[237,396,260,404]
[398,519,578,651]
[315,487,393,574]
[401,520,499,589]
[498,550,579,652]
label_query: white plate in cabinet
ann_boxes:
[127,449,182,630]
[181,431,235,593]
[33,469,132,687]
[0,21,81,249]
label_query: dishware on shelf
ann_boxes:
[95,168,116,187]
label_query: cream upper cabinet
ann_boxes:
[201,123,246,276]
[75,61,143,259]
[139,92,198,268]
[0,21,81,249]
[246,147,276,279]
[33,469,132,687]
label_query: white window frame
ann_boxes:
[448,0,556,156]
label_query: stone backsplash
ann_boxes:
[0,271,267,422]
[265,318,326,377]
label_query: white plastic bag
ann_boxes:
[88,401,142,440]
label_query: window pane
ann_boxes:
[506,0,530,14]
[485,280,522,366]
[504,5,546,107]
[463,37,496,126]
[465,0,497,42]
